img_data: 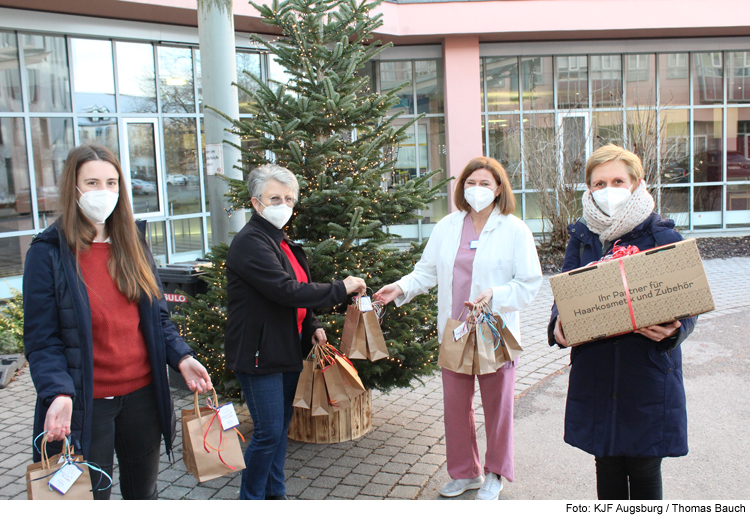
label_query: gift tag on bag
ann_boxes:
[217,403,240,431]
[453,321,469,342]
[359,296,373,312]
[48,462,83,495]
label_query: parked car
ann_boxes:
[131,179,157,195]
[662,161,688,184]
[14,186,59,214]
[726,151,750,181]
[167,174,187,186]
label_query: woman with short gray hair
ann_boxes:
[225,163,366,500]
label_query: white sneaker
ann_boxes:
[475,472,503,500]
[439,476,485,497]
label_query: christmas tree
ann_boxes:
[178,0,446,395]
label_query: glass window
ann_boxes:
[22,34,71,112]
[521,113,555,189]
[415,60,443,114]
[380,61,413,115]
[0,235,33,278]
[660,109,690,184]
[0,32,23,112]
[693,185,722,228]
[727,51,750,103]
[127,122,160,214]
[727,184,750,227]
[0,118,32,233]
[659,53,689,106]
[486,114,521,189]
[146,220,167,263]
[485,57,519,112]
[422,117,448,223]
[521,56,553,111]
[556,56,588,109]
[172,217,204,254]
[71,38,115,114]
[693,52,723,105]
[30,117,74,227]
[592,111,623,150]
[116,42,157,113]
[158,47,195,113]
[660,187,689,228]
[164,118,201,215]
[625,54,655,107]
[726,107,750,182]
[693,108,723,183]
[77,117,119,157]
[268,53,292,88]
[237,51,262,114]
[390,118,418,187]
[480,59,484,113]
[590,55,622,108]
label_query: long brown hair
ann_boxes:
[57,144,161,302]
[453,156,515,214]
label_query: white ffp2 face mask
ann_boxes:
[77,187,119,224]
[592,186,631,217]
[464,186,497,213]
[260,202,294,229]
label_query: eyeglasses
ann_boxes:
[264,195,297,207]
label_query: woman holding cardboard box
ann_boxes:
[548,144,697,500]
[375,157,542,500]
[225,164,366,500]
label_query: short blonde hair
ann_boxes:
[585,144,643,187]
[453,157,515,215]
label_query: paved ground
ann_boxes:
[1,257,749,500]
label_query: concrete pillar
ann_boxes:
[442,35,483,212]
[197,0,246,245]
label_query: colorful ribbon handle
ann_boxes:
[32,431,112,492]
[198,391,245,471]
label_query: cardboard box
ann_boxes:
[549,238,714,346]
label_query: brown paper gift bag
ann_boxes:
[362,310,389,361]
[340,305,369,360]
[473,322,507,375]
[293,359,314,409]
[322,361,351,410]
[182,389,246,482]
[311,368,333,416]
[496,317,523,363]
[332,351,366,399]
[438,318,475,374]
[26,437,94,500]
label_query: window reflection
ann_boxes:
[693,108,723,183]
[78,118,119,157]
[380,61,413,115]
[521,57,553,111]
[0,235,33,278]
[158,47,195,113]
[237,51,262,114]
[72,39,115,113]
[726,107,750,182]
[661,187,689,227]
[172,217,204,254]
[0,32,22,112]
[591,55,622,108]
[487,114,521,189]
[415,60,443,114]
[693,52,723,105]
[660,109,690,184]
[127,123,160,214]
[556,56,588,109]
[727,184,750,228]
[485,57,518,112]
[592,111,623,150]
[116,42,157,113]
[164,118,201,215]
[625,54,655,107]
[727,51,750,103]
[22,34,71,112]
[659,53,689,106]
[1,118,32,233]
[30,117,74,227]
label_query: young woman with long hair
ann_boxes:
[24,143,212,499]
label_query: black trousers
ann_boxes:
[595,456,663,500]
[88,383,162,500]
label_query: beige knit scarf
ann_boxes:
[582,181,655,243]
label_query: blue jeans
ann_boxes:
[235,371,299,500]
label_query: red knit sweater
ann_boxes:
[78,242,153,398]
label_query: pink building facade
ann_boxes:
[1,0,750,294]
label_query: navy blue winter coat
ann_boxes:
[547,213,696,458]
[24,221,194,462]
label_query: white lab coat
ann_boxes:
[394,209,542,344]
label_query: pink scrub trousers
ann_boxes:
[441,365,516,482]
